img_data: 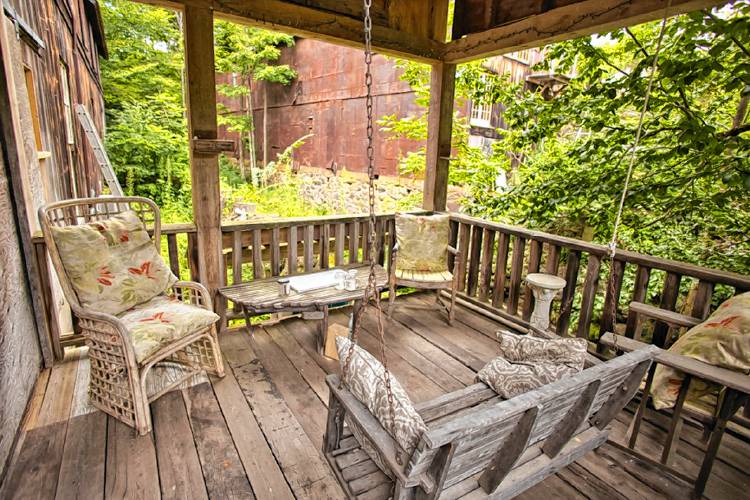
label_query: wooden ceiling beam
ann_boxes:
[444,0,729,63]
[132,0,444,62]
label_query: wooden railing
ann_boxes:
[448,213,750,344]
[33,211,750,359]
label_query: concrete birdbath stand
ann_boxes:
[525,273,567,332]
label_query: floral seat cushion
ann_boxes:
[477,332,588,399]
[395,213,450,274]
[651,292,750,410]
[50,210,177,315]
[119,295,219,363]
[336,337,427,456]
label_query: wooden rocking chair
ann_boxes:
[324,334,658,499]
[39,197,225,435]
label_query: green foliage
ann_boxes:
[214,21,296,185]
[101,0,190,207]
[462,5,750,275]
[379,60,505,185]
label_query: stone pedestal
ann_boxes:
[525,273,567,332]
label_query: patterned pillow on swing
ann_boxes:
[477,332,588,399]
[336,337,427,456]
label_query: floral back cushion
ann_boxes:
[51,210,177,316]
[395,213,450,273]
[336,337,427,456]
[651,292,750,410]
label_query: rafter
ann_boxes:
[132,0,444,62]
[444,0,729,63]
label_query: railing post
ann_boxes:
[183,5,224,312]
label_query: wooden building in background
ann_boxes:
[0,0,107,480]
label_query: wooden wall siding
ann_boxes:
[217,39,424,176]
[0,142,43,485]
[7,0,106,203]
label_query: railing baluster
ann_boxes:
[271,226,281,276]
[335,223,345,266]
[492,232,510,308]
[361,221,371,262]
[348,221,359,264]
[288,225,298,275]
[167,233,180,278]
[653,272,682,347]
[691,280,714,320]
[522,239,543,321]
[252,229,264,279]
[599,259,625,337]
[507,236,526,315]
[557,250,581,335]
[456,223,471,292]
[625,265,651,338]
[232,230,243,312]
[576,254,602,339]
[545,243,561,275]
[187,232,200,282]
[320,223,330,269]
[304,224,315,272]
[376,219,386,265]
[385,218,395,271]
[466,224,484,297]
[478,228,495,302]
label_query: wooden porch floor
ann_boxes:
[2,293,749,499]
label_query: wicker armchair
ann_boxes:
[39,197,225,435]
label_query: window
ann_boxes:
[470,101,492,127]
[23,67,43,151]
[59,61,75,145]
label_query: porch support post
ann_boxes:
[183,5,224,305]
[423,61,456,212]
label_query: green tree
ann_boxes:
[214,22,296,185]
[466,4,750,274]
[100,0,190,209]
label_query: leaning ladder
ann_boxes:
[75,104,123,196]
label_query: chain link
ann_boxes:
[341,0,402,466]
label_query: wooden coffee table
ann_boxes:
[219,264,388,354]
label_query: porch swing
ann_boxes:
[322,1,665,498]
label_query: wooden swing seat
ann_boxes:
[323,334,658,499]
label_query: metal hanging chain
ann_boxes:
[606,0,672,350]
[341,0,402,465]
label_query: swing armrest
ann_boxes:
[326,374,416,485]
[601,333,750,394]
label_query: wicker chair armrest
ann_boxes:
[74,308,139,364]
[170,280,214,310]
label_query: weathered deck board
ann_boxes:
[2,292,748,500]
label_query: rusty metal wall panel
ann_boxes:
[217,38,424,177]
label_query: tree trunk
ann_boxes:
[262,85,269,185]
[238,93,246,179]
[246,77,258,186]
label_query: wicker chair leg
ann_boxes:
[206,325,226,377]
[135,375,153,436]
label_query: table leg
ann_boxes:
[351,299,363,335]
[317,305,329,355]
[241,307,254,336]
